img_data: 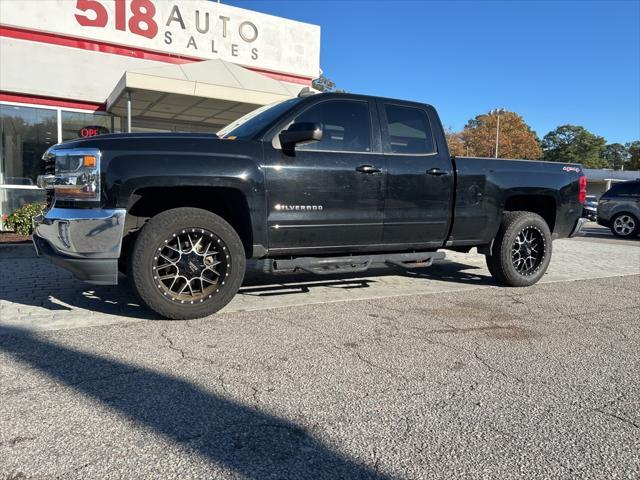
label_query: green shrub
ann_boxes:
[2,203,46,236]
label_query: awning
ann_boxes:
[106,59,304,129]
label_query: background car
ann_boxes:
[597,180,640,238]
[582,195,598,221]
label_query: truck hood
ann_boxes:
[49,132,262,161]
[50,132,224,151]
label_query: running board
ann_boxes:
[271,251,445,275]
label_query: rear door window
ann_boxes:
[383,104,435,154]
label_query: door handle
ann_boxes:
[356,164,381,174]
[426,168,449,176]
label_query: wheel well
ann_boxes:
[612,211,638,219]
[124,186,253,257]
[503,195,556,232]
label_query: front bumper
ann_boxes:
[569,217,588,238]
[32,207,126,285]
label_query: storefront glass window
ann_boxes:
[0,104,55,225]
[61,111,120,141]
[0,105,122,229]
[0,104,57,186]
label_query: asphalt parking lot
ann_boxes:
[0,223,639,479]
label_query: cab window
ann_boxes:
[384,104,435,154]
[294,100,372,153]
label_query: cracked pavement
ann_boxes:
[0,226,639,479]
[0,276,639,479]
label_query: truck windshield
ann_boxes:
[218,98,303,139]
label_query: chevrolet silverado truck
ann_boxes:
[34,92,587,319]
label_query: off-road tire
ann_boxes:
[129,207,246,319]
[609,212,639,238]
[486,211,552,287]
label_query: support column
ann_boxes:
[127,91,132,133]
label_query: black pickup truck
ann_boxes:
[34,92,587,319]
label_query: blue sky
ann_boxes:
[229,0,639,144]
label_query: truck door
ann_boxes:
[377,102,454,247]
[263,98,385,253]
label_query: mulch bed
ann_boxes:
[0,232,32,244]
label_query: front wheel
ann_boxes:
[486,211,552,287]
[610,213,639,238]
[129,207,246,319]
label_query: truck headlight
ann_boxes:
[38,149,101,202]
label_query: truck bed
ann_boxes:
[448,157,584,246]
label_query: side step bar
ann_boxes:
[270,251,445,276]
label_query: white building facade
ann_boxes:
[0,0,321,224]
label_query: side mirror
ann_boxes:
[279,122,323,154]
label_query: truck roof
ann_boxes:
[310,91,434,110]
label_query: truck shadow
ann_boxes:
[0,257,493,321]
[396,261,496,285]
[240,279,373,297]
[241,261,494,293]
[0,325,387,479]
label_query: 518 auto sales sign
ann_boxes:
[0,0,321,79]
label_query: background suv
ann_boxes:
[597,180,640,238]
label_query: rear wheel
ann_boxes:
[129,207,246,319]
[610,213,639,238]
[486,211,552,287]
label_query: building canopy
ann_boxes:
[107,59,304,128]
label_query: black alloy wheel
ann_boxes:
[152,228,230,305]
[510,226,545,276]
[129,208,246,319]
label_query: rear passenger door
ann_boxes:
[378,102,454,247]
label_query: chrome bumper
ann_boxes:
[569,217,588,238]
[32,207,126,285]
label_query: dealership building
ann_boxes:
[0,0,320,225]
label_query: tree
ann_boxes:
[312,74,345,93]
[626,141,640,170]
[460,110,542,159]
[541,125,607,168]
[444,127,465,156]
[602,143,628,170]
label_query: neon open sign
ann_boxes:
[79,126,110,137]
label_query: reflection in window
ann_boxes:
[61,111,120,141]
[384,104,435,154]
[0,104,54,226]
[0,105,57,186]
[295,100,372,153]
